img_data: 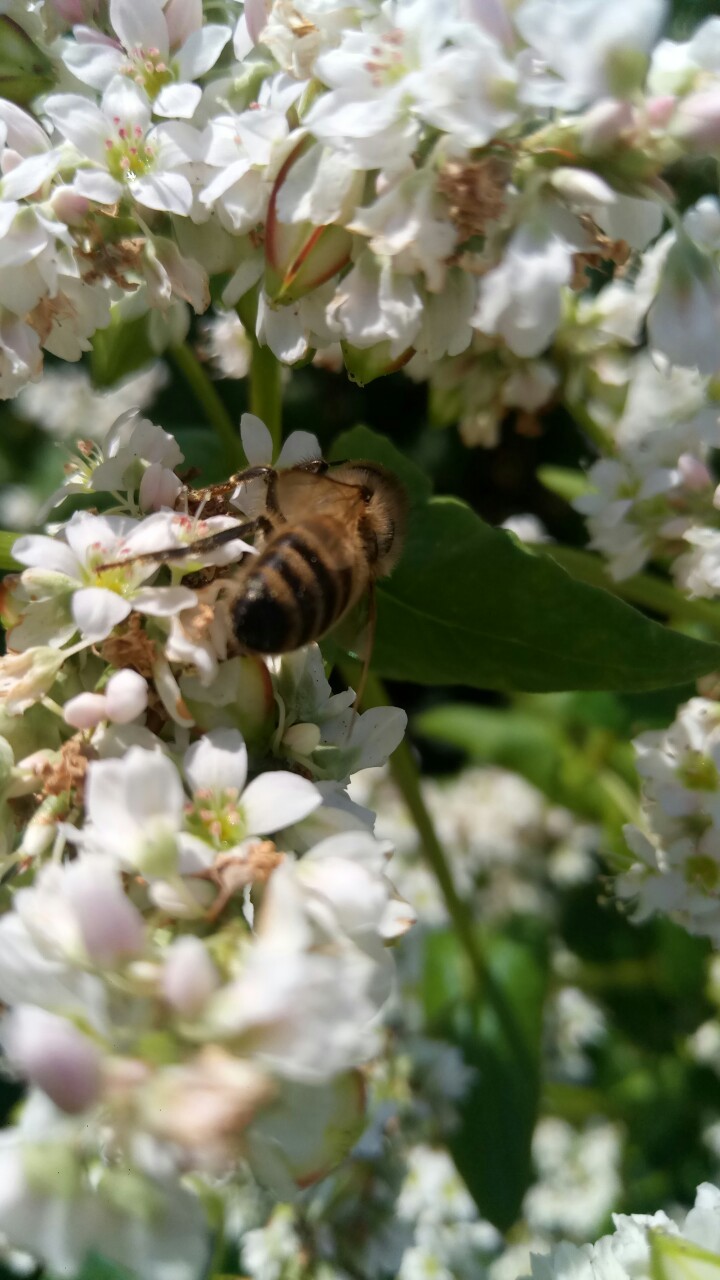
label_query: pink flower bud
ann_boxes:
[265,140,354,305]
[104,669,148,724]
[50,186,90,226]
[139,462,184,513]
[678,453,713,491]
[63,855,145,964]
[162,936,220,1016]
[646,95,677,129]
[580,98,635,152]
[6,1007,102,1114]
[673,90,720,151]
[46,0,97,21]
[63,691,108,729]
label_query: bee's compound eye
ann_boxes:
[361,486,372,504]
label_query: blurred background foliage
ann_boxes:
[3,1,720,1274]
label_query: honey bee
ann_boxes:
[106,456,408,660]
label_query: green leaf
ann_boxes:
[0,531,19,571]
[173,428,227,486]
[48,1254,136,1280]
[415,701,635,825]
[330,426,720,693]
[423,922,549,1230]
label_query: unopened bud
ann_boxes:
[341,339,414,387]
[283,722,322,756]
[63,855,145,964]
[63,691,108,730]
[162,936,220,1016]
[104,669,148,723]
[50,186,90,226]
[678,453,713,491]
[673,90,720,152]
[265,140,354,305]
[139,463,183,513]
[5,1006,102,1114]
[580,98,635,153]
[647,95,678,129]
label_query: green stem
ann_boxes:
[250,340,283,455]
[348,664,532,1064]
[170,342,242,472]
[563,395,616,456]
[539,543,720,637]
[237,293,283,454]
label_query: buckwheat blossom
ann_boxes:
[62,0,231,119]
[616,699,720,944]
[44,76,198,213]
[521,1182,720,1280]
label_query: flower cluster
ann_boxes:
[4,0,720,403]
[523,1182,720,1280]
[0,411,411,1276]
[617,698,720,944]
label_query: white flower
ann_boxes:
[44,76,197,213]
[63,0,231,119]
[524,1118,622,1240]
[200,104,291,233]
[305,0,518,170]
[648,234,720,376]
[74,729,322,878]
[328,251,423,357]
[11,511,198,645]
[472,207,585,358]
[515,0,669,110]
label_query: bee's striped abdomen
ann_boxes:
[231,520,355,654]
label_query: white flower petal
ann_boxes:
[276,431,322,468]
[242,770,322,834]
[132,585,198,616]
[175,25,231,79]
[130,171,193,215]
[73,170,125,204]
[71,587,131,641]
[43,94,109,164]
[62,41,124,90]
[240,413,273,465]
[110,0,169,57]
[154,82,202,119]
[184,728,248,794]
[12,535,79,578]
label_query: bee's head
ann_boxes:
[332,460,408,574]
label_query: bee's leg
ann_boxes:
[100,517,271,570]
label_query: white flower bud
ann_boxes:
[63,691,108,730]
[5,1006,102,1114]
[162,936,220,1016]
[104,670,149,724]
[139,463,184,513]
[63,855,145,964]
[49,186,90,225]
[283,722,322,756]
